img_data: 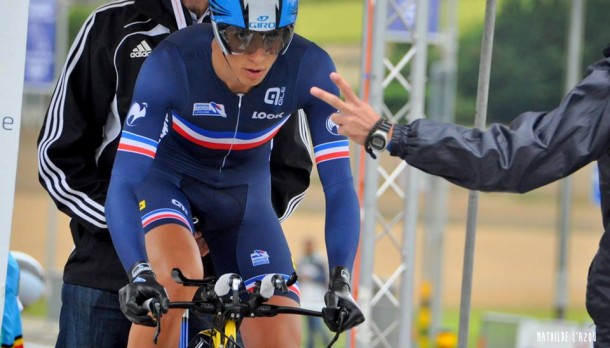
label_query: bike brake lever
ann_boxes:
[144,299,162,344]
[171,268,216,287]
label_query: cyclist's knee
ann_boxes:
[241,315,301,348]
[156,266,202,301]
[240,296,301,347]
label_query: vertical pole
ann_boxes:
[399,0,429,347]
[355,0,387,346]
[457,0,496,347]
[0,0,30,330]
[554,0,585,320]
[425,0,459,341]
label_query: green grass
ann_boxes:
[296,1,363,45]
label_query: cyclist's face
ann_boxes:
[212,39,278,93]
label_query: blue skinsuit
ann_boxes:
[106,23,360,298]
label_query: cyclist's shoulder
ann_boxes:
[287,34,332,62]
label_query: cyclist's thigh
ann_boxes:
[237,180,299,302]
[138,168,203,285]
[137,167,194,233]
[181,178,248,276]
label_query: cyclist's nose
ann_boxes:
[247,47,270,62]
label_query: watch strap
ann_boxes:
[378,119,391,133]
[365,119,384,159]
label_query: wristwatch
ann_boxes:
[365,118,392,159]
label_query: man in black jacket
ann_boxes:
[37,0,312,346]
[311,57,610,346]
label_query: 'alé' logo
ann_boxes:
[264,87,285,106]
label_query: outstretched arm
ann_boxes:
[312,60,610,193]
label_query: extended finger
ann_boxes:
[310,86,347,111]
[329,72,360,104]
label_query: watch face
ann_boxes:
[370,134,387,150]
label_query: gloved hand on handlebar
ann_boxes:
[119,261,169,327]
[322,266,365,332]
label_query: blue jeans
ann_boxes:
[55,283,131,348]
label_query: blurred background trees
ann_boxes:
[457,0,608,124]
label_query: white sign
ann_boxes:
[0,0,30,330]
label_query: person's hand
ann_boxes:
[322,266,365,332]
[119,261,169,326]
[310,72,382,145]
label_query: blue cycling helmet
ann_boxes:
[210,0,299,55]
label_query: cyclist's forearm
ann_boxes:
[323,178,360,273]
[106,176,149,272]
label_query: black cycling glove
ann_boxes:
[322,266,365,332]
[118,261,169,327]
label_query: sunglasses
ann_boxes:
[216,24,294,55]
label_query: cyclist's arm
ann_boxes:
[107,41,189,271]
[299,47,360,273]
[37,8,118,232]
[391,57,610,193]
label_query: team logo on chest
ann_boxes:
[193,102,227,118]
[264,87,286,106]
[252,111,284,120]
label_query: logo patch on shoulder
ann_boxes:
[251,250,270,266]
[127,102,148,126]
[326,115,340,135]
[193,102,227,117]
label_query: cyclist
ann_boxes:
[106,0,364,347]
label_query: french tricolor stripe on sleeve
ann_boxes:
[141,208,191,230]
[117,131,158,159]
[313,140,350,164]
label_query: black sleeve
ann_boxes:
[37,9,117,233]
[390,58,610,193]
[270,110,313,220]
